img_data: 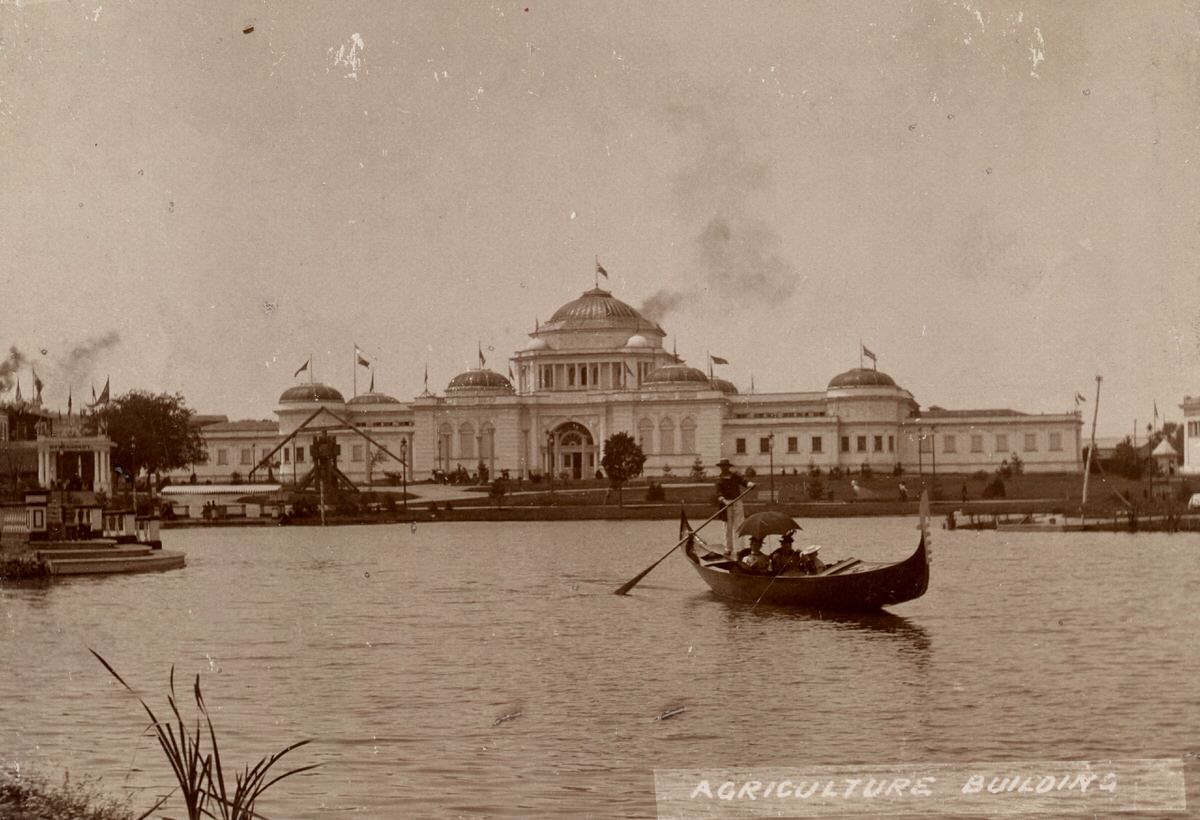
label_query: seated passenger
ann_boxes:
[797,545,825,574]
[740,537,770,573]
[769,533,797,573]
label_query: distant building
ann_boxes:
[0,401,112,493]
[1181,395,1200,475]
[192,285,1083,483]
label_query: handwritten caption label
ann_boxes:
[654,758,1185,818]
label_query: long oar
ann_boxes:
[614,483,756,595]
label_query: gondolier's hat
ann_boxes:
[801,545,820,556]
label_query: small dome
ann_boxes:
[710,377,739,394]
[828,368,897,389]
[523,337,551,351]
[645,364,710,387]
[347,391,401,406]
[446,369,515,395]
[279,383,345,404]
[625,334,653,348]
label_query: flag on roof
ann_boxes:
[97,377,109,405]
[424,363,429,391]
[595,257,608,279]
[294,358,310,378]
[862,344,877,362]
[369,371,375,392]
[1074,392,1087,404]
[67,386,72,415]
[32,368,42,398]
[710,354,729,365]
[478,344,486,368]
[355,346,370,368]
[14,380,21,402]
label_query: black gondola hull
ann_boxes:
[684,537,929,611]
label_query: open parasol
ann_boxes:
[736,511,802,538]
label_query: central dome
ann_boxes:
[347,391,401,406]
[545,287,656,332]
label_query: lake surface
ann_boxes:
[2,518,1198,818]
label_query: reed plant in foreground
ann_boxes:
[91,649,316,820]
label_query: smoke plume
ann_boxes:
[645,106,799,323]
[57,331,121,387]
[0,347,26,394]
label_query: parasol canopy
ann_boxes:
[737,511,802,538]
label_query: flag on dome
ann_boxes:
[294,358,310,378]
[355,345,370,368]
[710,354,729,365]
[478,344,487,368]
[862,344,877,362]
[369,371,375,392]
[32,368,43,398]
[595,258,608,279]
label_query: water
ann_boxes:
[2,519,1198,818]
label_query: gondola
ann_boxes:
[680,498,931,611]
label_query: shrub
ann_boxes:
[0,768,133,820]
[860,463,872,477]
[690,458,705,479]
[982,475,1006,499]
[806,476,825,500]
[645,481,666,502]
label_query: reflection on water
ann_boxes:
[1,518,1198,818]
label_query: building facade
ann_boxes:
[192,286,1083,483]
[1181,395,1200,475]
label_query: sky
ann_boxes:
[2,0,1197,438]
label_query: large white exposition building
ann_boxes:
[189,286,1083,484]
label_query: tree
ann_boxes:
[601,432,645,507]
[99,391,207,492]
[1110,437,1145,480]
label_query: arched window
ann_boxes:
[637,418,654,453]
[680,417,697,454]
[459,422,475,460]
[659,417,676,455]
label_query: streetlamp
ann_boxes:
[400,438,408,514]
[768,432,775,504]
[546,430,554,486]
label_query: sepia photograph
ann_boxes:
[1,1,1198,817]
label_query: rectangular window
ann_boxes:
[943,435,956,454]
[1049,432,1062,451]
[919,437,931,454]
[296,446,305,463]
[759,437,771,454]
[812,436,823,453]
[874,435,883,452]
[995,433,1008,453]
[736,438,746,454]
[1024,433,1038,452]
[240,448,252,465]
[971,434,983,453]
[787,436,798,453]
[888,435,895,452]
[856,435,867,452]
[568,367,576,387]
[841,436,850,453]
[352,444,364,462]
[283,449,290,464]
[216,449,228,466]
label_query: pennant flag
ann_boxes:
[355,345,370,368]
[750,374,756,393]
[424,363,429,391]
[508,364,515,381]
[14,379,21,402]
[1153,400,1159,423]
[595,258,609,279]
[368,371,375,392]
[32,368,43,398]
[92,384,97,404]
[862,344,877,362]
[710,354,729,365]
[294,358,310,378]
[1074,392,1087,404]
[97,377,110,405]
[67,386,72,415]
[478,344,487,369]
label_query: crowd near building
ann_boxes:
[184,285,1085,485]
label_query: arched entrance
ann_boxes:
[548,421,596,480]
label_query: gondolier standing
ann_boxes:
[714,458,752,555]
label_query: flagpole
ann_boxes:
[353,345,357,398]
[859,340,863,369]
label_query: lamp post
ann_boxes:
[546,430,554,489]
[400,438,408,514]
[768,432,775,504]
